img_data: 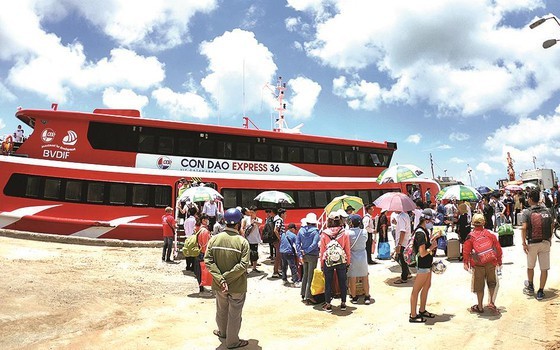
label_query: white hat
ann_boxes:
[327,211,340,220]
[336,209,349,218]
[304,212,317,224]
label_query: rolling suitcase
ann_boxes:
[446,238,461,260]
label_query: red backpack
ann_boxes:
[468,230,497,265]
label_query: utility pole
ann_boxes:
[430,153,435,179]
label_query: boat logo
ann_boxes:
[62,130,78,146]
[41,128,56,143]
[157,156,172,169]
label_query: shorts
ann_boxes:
[417,267,431,274]
[527,240,551,270]
[249,243,259,262]
[471,263,497,293]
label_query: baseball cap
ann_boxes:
[327,211,340,220]
[349,214,362,227]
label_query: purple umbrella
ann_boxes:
[373,192,416,212]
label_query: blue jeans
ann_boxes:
[323,264,347,304]
[281,254,299,283]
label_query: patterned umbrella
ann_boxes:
[179,186,223,202]
[254,190,295,204]
[504,184,523,192]
[376,164,424,184]
[436,185,481,201]
[324,195,364,214]
[476,186,493,195]
[373,192,416,212]
[520,183,538,190]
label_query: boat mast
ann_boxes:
[274,76,287,131]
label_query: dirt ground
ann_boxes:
[1,229,559,350]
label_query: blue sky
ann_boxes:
[1,0,560,187]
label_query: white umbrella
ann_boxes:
[376,164,424,184]
[179,186,223,202]
[254,190,295,204]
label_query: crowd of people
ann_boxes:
[161,182,555,348]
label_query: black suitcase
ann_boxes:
[499,234,514,247]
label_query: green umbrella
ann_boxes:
[436,185,481,201]
[324,195,364,214]
[376,164,424,184]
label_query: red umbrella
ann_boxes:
[373,192,416,212]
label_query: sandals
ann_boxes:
[469,304,484,314]
[486,303,500,314]
[419,310,435,318]
[393,279,408,285]
[213,329,226,339]
[409,314,426,323]
[227,339,249,349]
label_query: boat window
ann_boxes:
[87,182,105,203]
[154,186,172,207]
[271,145,285,162]
[109,183,127,205]
[236,143,251,160]
[329,191,343,201]
[303,148,315,163]
[241,189,258,208]
[132,185,150,206]
[344,151,356,165]
[158,136,174,154]
[26,176,41,198]
[357,152,368,166]
[344,190,358,197]
[44,178,61,200]
[138,134,155,153]
[287,147,300,162]
[358,191,370,204]
[254,144,268,161]
[331,150,342,165]
[177,138,195,156]
[198,140,215,158]
[222,189,237,209]
[216,141,233,158]
[298,191,312,208]
[314,191,328,207]
[318,149,329,164]
[370,153,382,166]
[65,181,83,201]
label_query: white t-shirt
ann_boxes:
[242,216,262,244]
[412,208,422,230]
[202,201,218,216]
[184,216,196,237]
[395,212,411,247]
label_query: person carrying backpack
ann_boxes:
[521,189,553,301]
[319,211,351,312]
[463,214,503,314]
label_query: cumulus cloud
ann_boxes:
[449,132,470,142]
[437,144,452,150]
[152,87,212,120]
[476,162,498,175]
[287,77,321,119]
[0,82,16,102]
[406,134,421,144]
[199,29,277,119]
[292,0,555,118]
[450,157,466,164]
[332,76,383,110]
[102,88,149,113]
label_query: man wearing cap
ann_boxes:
[362,204,376,265]
[296,213,321,303]
[394,210,412,284]
[463,213,502,314]
[205,208,250,349]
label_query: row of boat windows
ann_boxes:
[5,174,172,208]
[87,122,393,167]
[5,174,398,211]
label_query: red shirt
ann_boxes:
[197,225,211,254]
[319,227,351,267]
[162,214,176,237]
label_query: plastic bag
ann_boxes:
[310,268,325,296]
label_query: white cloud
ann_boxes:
[152,87,212,120]
[450,157,466,164]
[0,82,16,102]
[102,88,149,113]
[285,17,300,32]
[287,77,321,119]
[449,132,470,142]
[437,144,452,150]
[476,162,499,175]
[332,76,383,110]
[199,29,277,119]
[294,0,557,118]
[406,134,421,144]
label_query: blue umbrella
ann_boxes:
[476,186,493,195]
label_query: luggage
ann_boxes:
[498,224,514,236]
[200,261,213,287]
[446,238,461,260]
[499,234,514,247]
[377,241,391,260]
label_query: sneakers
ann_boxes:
[350,296,359,304]
[537,289,545,300]
[271,273,280,278]
[322,303,332,312]
[340,302,347,311]
[364,295,372,305]
[293,282,302,288]
[523,280,535,296]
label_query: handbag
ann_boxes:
[200,261,213,287]
[377,241,390,260]
[310,268,325,296]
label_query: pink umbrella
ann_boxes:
[504,184,523,192]
[373,192,416,212]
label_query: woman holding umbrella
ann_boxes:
[409,209,442,323]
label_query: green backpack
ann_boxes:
[182,229,202,257]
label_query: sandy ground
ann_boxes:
[1,229,560,350]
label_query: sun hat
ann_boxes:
[304,212,317,224]
[328,211,341,220]
[421,208,433,220]
[336,209,349,218]
[472,213,485,226]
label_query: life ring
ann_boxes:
[2,135,13,155]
